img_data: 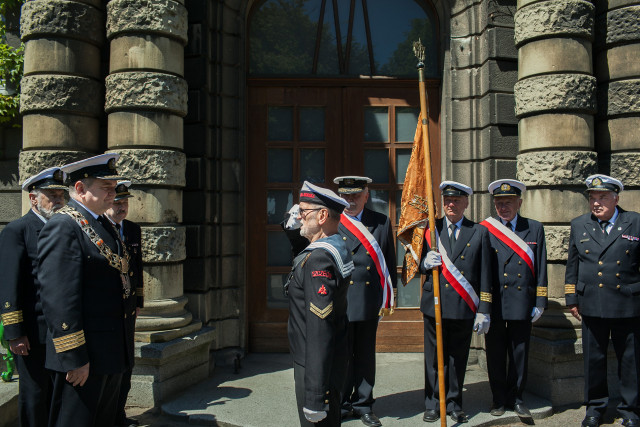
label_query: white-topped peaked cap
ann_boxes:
[439,180,473,196]
[585,174,623,193]
[488,179,526,197]
[21,167,67,192]
[299,181,349,213]
[114,180,133,201]
[61,153,123,183]
[333,176,372,194]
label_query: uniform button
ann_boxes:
[517,286,521,290]
[343,237,347,241]
[460,271,464,275]
[626,250,630,254]
[518,274,521,278]
[366,251,369,255]
[351,251,355,255]
[326,391,330,395]
[445,284,449,288]
[129,271,133,276]
[495,249,499,253]
[518,261,522,265]
[585,250,590,254]
[504,285,508,289]
[467,243,471,247]
[617,260,621,265]
[349,280,354,285]
[365,281,370,285]
[616,273,620,278]
[324,400,329,404]
[599,284,603,288]
[598,272,603,277]
[124,314,127,318]
[366,266,371,271]
[598,261,603,265]
[617,284,621,289]
[503,273,508,277]
[461,255,465,260]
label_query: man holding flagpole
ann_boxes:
[480,179,547,421]
[419,181,493,424]
[334,176,396,427]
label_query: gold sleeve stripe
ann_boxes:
[52,330,86,353]
[565,284,576,294]
[1,310,23,326]
[310,302,334,319]
[537,287,548,297]
[480,292,492,303]
[136,287,144,296]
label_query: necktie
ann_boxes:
[449,223,457,249]
[506,221,512,232]
[600,221,610,235]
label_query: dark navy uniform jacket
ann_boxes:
[38,199,136,374]
[287,234,352,412]
[122,219,144,309]
[565,208,640,318]
[419,217,492,319]
[0,210,48,343]
[488,215,548,321]
[338,208,396,321]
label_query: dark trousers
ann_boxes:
[115,367,133,424]
[15,342,52,427]
[294,362,341,426]
[485,318,531,407]
[423,316,474,412]
[341,318,378,416]
[582,315,640,420]
[48,370,122,427]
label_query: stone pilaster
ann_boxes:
[514,0,596,406]
[105,0,214,406]
[19,0,104,213]
[595,3,640,208]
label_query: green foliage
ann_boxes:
[0,0,25,125]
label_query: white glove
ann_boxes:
[531,307,544,323]
[422,251,442,270]
[284,204,301,230]
[303,407,327,423]
[473,313,491,335]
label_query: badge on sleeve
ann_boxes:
[318,285,328,295]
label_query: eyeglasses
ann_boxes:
[299,207,322,218]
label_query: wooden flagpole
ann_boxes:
[413,39,446,427]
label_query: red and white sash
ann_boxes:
[340,214,394,314]
[480,217,535,276]
[425,229,479,313]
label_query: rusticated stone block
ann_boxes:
[597,79,640,118]
[24,39,101,78]
[23,114,100,151]
[0,160,19,191]
[109,35,184,76]
[20,75,103,117]
[519,114,593,152]
[597,117,640,152]
[18,150,88,183]
[105,72,188,116]
[141,226,186,262]
[518,38,592,79]
[20,0,104,46]
[109,149,185,186]
[517,151,597,186]
[107,0,188,44]
[0,193,21,223]
[514,74,596,117]
[544,226,571,262]
[619,190,640,212]
[521,189,589,223]
[596,44,640,82]
[599,5,640,47]
[611,153,640,187]
[514,0,594,47]
[127,188,182,223]
[108,112,183,150]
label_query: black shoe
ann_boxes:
[623,419,640,427]
[360,412,382,427]
[449,410,469,423]
[116,418,139,427]
[514,403,532,419]
[581,415,600,427]
[490,405,505,416]
[423,409,439,423]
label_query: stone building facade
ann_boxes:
[1,0,639,408]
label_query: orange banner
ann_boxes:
[397,113,430,285]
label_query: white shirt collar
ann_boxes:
[31,209,47,224]
[444,216,463,230]
[73,199,100,219]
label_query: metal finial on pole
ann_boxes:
[413,38,425,65]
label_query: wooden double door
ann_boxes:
[247,79,440,352]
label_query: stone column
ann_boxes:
[514,0,596,405]
[595,3,640,209]
[105,0,214,406]
[19,0,104,210]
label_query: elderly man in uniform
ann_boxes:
[481,179,547,420]
[566,175,640,427]
[37,154,137,427]
[105,181,144,427]
[0,167,66,427]
[333,176,395,427]
[287,181,352,426]
[420,181,492,424]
